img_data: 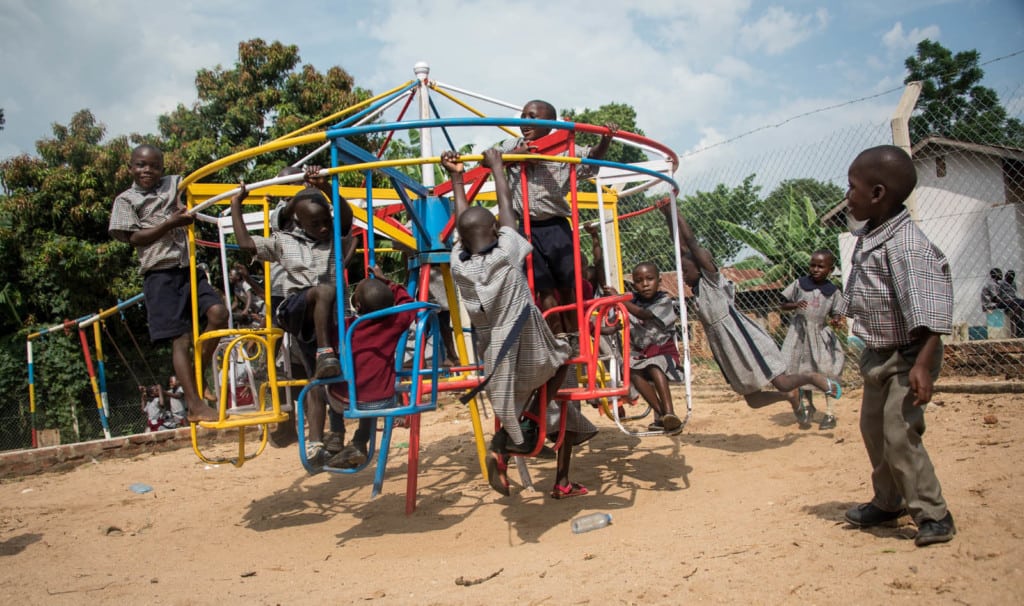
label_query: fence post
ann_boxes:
[891,81,922,219]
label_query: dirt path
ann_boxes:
[1,383,1021,605]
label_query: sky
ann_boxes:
[1,0,1022,190]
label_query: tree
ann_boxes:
[677,175,763,264]
[762,178,844,226]
[905,40,1024,146]
[0,110,139,327]
[716,190,841,289]
[158,39,376,183]
[561,102,647,166]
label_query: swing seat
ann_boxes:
[190,327,289,467]
[296,301,442,515]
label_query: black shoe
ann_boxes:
[795,403,811,428]
[915,512,956,547]
[819,414,837,430]
[327,442,368,469]
[845,502,906,527]
[324,431,345,454]
[314,353,341,379]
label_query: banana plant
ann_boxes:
[716,189,838,290]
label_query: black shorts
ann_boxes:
[143,267,223,342]
[524,217,576,291]
[276,288,318,376]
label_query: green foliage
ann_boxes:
[716,189,841,289]
[678,175,763,263]
[32,334,90,442]
[158,38,376,184]
[905,40,1024,147]
[762,178,844,226]
[0,110,140,327]
[561,102,647,166]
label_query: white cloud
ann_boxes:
[881,21,941,53]
[739,6,829,56]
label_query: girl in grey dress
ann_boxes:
[780,250,846,429]
[446,149,597,499]
[615,262,683,433]
[660,206,841,422]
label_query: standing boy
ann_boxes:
[496,100,616,334]
[109,144,227,423]
[841,145,956,547]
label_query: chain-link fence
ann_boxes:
[614,80,1024,385]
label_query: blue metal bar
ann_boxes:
[428,96,458,152]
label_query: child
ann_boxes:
[445,148,596,499]
[109,144,228,423]
[659,204,840,420]
[141,384,178,432]
[230,181,354,465]
[779,250,846,430]
[326,265,420,468]
[496,100,617,334]
[839,145,955,547]
[164,375,186,427]
[611,262,683,433]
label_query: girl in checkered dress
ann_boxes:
[779,250,846,429]
[446,148,596,499]
[659,205,840,422]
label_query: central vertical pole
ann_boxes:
[414,62,435,190]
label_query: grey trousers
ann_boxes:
[858,344,948,524]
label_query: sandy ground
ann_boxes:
[1,378,1022,605]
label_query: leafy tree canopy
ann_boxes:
[905,39,1024,147]
[158,38,375,183]
[678,175,763,263]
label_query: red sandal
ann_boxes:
[550,482,588,499]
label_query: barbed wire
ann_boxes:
[681,47,1024,159]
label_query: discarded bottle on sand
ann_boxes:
[571,512,612,534]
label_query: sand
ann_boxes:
[1,380,1021,605]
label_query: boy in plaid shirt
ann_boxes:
[840,145,955,547]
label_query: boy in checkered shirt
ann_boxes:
[496,100,616,335]
[109,144,227,423]
[840,145,956,547]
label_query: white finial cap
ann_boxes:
[413,62,430,80]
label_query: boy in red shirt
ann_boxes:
[328,266,420,468]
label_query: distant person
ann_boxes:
[998,270,1024,337]
[980,267,1003,313]
[109,144,227,423]
[840,145,955,547]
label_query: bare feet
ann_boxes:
[187,403,219,423]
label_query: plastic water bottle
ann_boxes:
[571,512,612,534]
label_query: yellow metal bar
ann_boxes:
[429,84,519,138]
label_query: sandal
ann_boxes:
[550,482,588,500]
[825,378,842,400]
[485,451,510,496]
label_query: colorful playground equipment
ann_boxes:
[29,63,689,513]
